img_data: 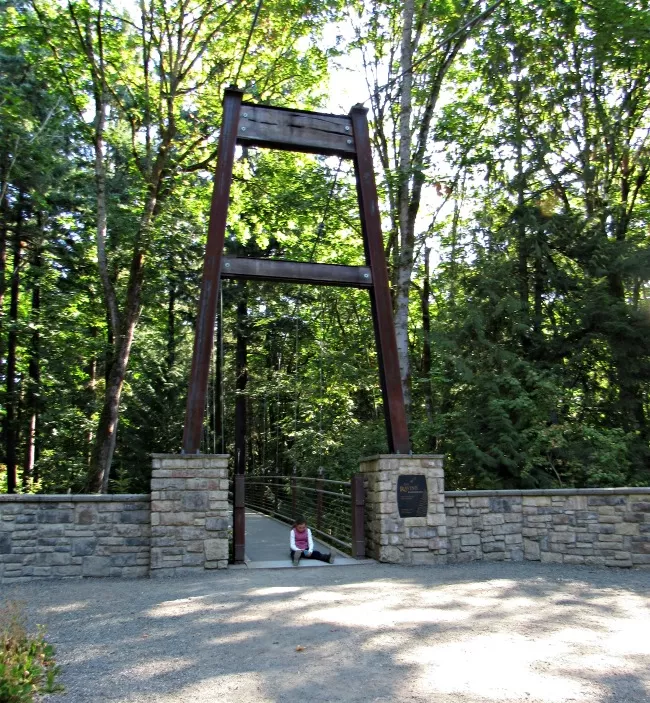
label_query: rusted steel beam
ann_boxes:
[184,90,410,461]
[183,88,243,453]
[351,474,365,558]
[350,104,411,455]
[237,103,356,157]
[221,257,373,288]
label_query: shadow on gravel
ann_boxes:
[592,660,650,703]
[8,562,650,703]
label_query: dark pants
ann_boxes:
[290,549,330,563]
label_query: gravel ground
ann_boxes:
[4,562,650,703]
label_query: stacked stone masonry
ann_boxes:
[150,454,229,576]
[0,454,230,583]
[1,453,648,582]
[360,455,447,565]
[360,455,649,569]
[0,495,150,583]
[445,489,650,568]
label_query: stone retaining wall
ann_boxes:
[2,453,648,581]
[445,489,650,568]
[0,454,230,583]
[150,454,229,576]
[359,455,649,569]
[360,455,447,565]
[0,495,150,583]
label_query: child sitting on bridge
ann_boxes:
[290,516,334,566]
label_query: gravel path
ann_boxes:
[5,562,649,703]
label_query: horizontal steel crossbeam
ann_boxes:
[221,257,372,288]
[237,103,356,156]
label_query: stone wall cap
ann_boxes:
[359,454,444,461]
[151,453,230,459]
[445,487,650,497]
[0,494,150,503]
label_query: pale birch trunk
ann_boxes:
[364,2,502,419]
[394,0,415,412]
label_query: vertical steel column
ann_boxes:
[183,88,243,453]
[349,105,411,454]
[351,474,365,558]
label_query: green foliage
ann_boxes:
[0,601,62,702]
[403,0,650,489]
[202,278,386,483]
[522,423,633,489]
[1,0,649,494]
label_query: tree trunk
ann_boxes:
[513,49,529,321]
[532,228,544,350]
[4,197,24,493]
[85,326,98,468]
[382,6,473,415]
[88,244,145,492]
[88,304,138,491]
[23,226,41,490]
[166,274,176,372]
[393,0,415,413]
[87,104,169,492]
[420,247,434,431]
[448,178,464,309]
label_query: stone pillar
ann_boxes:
[150,454,229,576]
[359,455,447,565]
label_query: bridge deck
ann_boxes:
[242,510,364,569]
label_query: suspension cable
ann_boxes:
[234,0,264,87]
[276,351,281,470]
[293,313,299,474]
[211,298,217,454]
[309,157,343,262]
[318,290,325,467]
[219,284,225,454]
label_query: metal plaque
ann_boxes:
[397,474,428,518]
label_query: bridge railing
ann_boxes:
[239,474,365,557]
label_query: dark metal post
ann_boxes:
[351,474,365,558]
[291,475,298,518]
[316,476,323,531]
[183,88,243,453]
[233,474,245,563]
[349,105,411,455]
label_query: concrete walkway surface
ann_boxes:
[6,561,649,703]
[242,510,362,569]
